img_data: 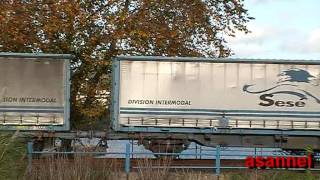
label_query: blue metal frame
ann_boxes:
[0,52,72,131]
[65,56,71,131]
[120,107,320,118]
[111,58,120,130]
[111,56,320,136]
[117,126,320,136]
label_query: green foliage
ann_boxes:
[229,173,248,180]
[0,0,253,129]
[305,145,314,154]
[304,170,319,180]
[0,131,27,180]
[228,170,320,180]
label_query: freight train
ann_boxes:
[1,53,320,154]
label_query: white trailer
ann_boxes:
[113,56,320,131]
[0,53,71,131]
[112,56,320,151]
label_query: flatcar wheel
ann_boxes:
[33,139,45,152]
[54,139,73,158]
[60,139,73,152]
[31,139,45,158]
[142,139,190,158]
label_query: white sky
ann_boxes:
[228,0,320,59]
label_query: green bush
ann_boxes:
[0,131,27,180]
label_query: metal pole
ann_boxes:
[27,141,33,170]
[195,144,198,159]
[254,147,257,157]
[216,145,221,178]
[131,139,134,158]
[125,143,131,179]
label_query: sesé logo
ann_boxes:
[243,68,320,107]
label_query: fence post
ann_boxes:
[216,145,221,178]
[125,143,131,179]
[27,141,33,170]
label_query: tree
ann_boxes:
[0,0,253,130]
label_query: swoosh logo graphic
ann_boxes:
[243,68,320,105]
[269,91,307,100]
[243,84,297,94]
[300,90,320,104]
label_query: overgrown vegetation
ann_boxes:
[136,157,172,180]
[25,156,120,180]
[0,132,319,180]
[227,170,320,180]
[0,131,27,180]
[23,155,320,180]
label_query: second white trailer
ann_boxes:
[112,56,320,131]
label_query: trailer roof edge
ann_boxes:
[0,52,73,59]
[114,56,320,64]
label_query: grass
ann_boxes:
[226,169,320,180]
[25,156,120,180]
[0,130,27,180]
[21,155,320,180]
[136,157,172,180]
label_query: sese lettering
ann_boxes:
[259,94,305,107]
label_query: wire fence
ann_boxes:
[26,141,320,177]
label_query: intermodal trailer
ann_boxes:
[0,53,71,131]
[112,56,320,151]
